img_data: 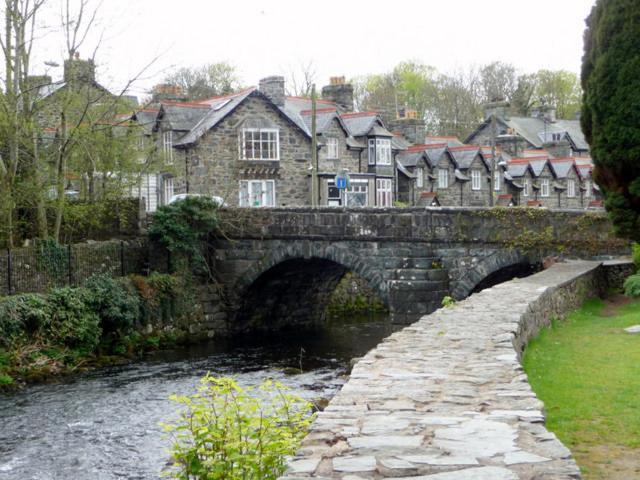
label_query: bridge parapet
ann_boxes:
[217,207,627,257]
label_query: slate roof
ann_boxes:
[549,158,577,179]
[449,146,487,170]
[397,151,425,168]
[341,112,381,137]
[132,109,160,136]
[160,103,211,131]
[506,160,532,178]
[466,116,588,152]
[300,108,339,134]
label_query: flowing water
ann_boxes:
[0,314,397,480]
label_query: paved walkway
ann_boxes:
[280,261,601,479]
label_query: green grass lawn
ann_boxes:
[523,298,640,479]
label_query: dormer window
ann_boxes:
[494,170,501,191]
[241,128,279,161]
[567,179,576,197]
[438,168,448,189]
[163,131,173,163]
[541,178,550,197]
[523,178,530,197]
[368,138,391,165]
[327,137,339,159]
[417,167,424,188]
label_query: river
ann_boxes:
[0,314,397,480]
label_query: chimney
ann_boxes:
[151,84,187,103]
[321,76,354,112]
[63,55,96,85]
[259,76,285,107]
[483,100,510,120]
[387,110,426,145]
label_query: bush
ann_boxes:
[632,243,640,271]
[0,294,49,347]
[148,196,220,274]
[85,274,141,336]
[164,376,314,480]
[132,272,195,324]
[44,287,101,350]
[623,274,640,298]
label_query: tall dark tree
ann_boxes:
[582,0,640,240]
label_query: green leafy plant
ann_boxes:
[85,274,141,336]
[623,274,640,298]
[163,375,314,480]
[34,238,69,281]
[148,196,220,275]
[441,296,456,308]
[632,243,640,271]
[0,294,49,347]
[44,287,101,350]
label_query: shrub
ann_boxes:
[441,296,456,308]
[623,274,640,298]
[164,375,314,480]
[148,196,220,275]
[85,274,141,336]
[44,287,101,350]
[0,294,49,347]
[633,243,640,271]
[132,272,195,324]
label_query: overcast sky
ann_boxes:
[36,0,596,100]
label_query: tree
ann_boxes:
[534,69,581,119]
[163,62,240,101]
[480,61,517,103]
[582,0,640,241]
[285,60,316,97]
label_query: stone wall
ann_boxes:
[278,261,618,479]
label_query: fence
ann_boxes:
[0,239,152,296]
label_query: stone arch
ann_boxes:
[234,241,388,304]
[450,249,533,300]
[228,241,389,332]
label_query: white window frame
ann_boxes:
[585,180,591,198]
[567,179,576,198]
[471,170,481,191]
[326,137,339,159]
[523,178,530,197]
[239,180,276,207]
[416,167,424,188]
[345,180,368,207]
[368,138,391,165]
[438,168,448,189]
[240,128,280,161]
[541,178,550,197]
[376,178,393,207]
[494,170,501,191]
[163,131,173,163]
[162,176,174,205]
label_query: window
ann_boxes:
[541,178,550,197]
[163,131,173,163]
[416,167,424,188]
[438,168,448,189]
[523,178,530,197]
[585,180,591,198]
[162,176,174,204]
[494,170,501,191]
[327,137,339,159]
[368,138,391,165]
[552,132,563,141]
[239,180,276,207]
[240,129,279,160]
[567,179,576,198]
[345,180,368,207]
[471,170,481,190]
[376,178,393,207]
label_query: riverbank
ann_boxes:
[523,297,640,479]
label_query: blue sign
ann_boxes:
[334,173,350,190]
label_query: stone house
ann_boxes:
[465,103,590,158]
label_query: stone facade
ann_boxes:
[183,93,313,207]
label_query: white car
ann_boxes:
[168,193,226,206]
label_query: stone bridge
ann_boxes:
[210,207,626,332]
